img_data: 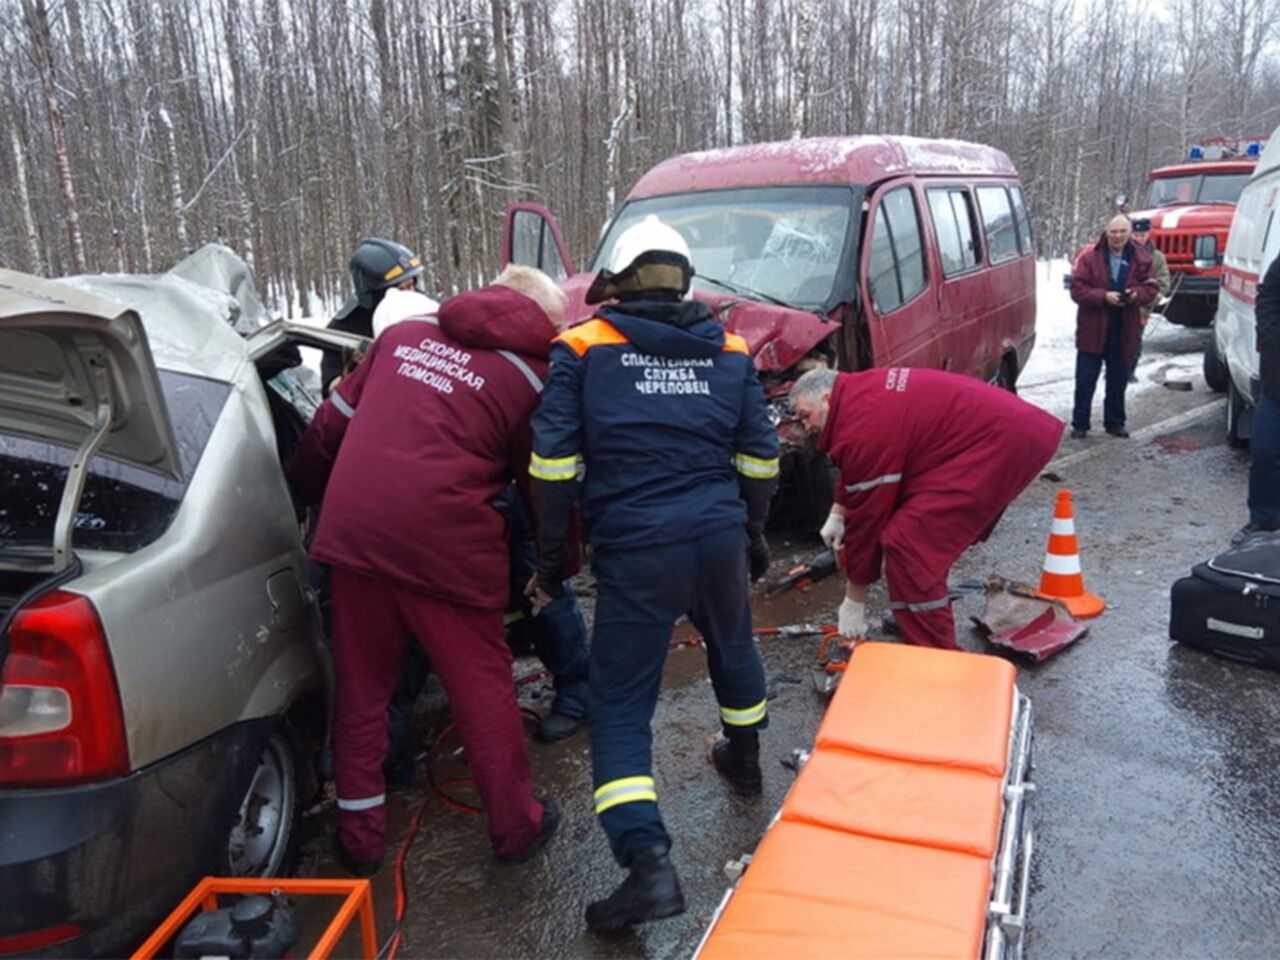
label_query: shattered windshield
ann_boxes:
[1146,173,1249,207]
[593,186,858,309]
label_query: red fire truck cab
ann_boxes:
[1133,137,1266,327]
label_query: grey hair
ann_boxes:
[492,264,569,330]
[790,367,838,406]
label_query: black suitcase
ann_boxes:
[1170,531,1280,669]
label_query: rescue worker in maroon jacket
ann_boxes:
[790,367,1064,650]
[1069,215,1158,438]
[288,266,567,875]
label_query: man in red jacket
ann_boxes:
[791,367,1063,650]
[289,266,566,874]
[1069,215,1158,438]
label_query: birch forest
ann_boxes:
[4,0,1280,311]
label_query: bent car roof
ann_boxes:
[59,244,262,383]
[628,135,1018,198]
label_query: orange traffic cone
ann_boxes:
[1036,490,1105,618]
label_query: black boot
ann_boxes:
[712,729,762,797]
[585,847,686,933]
[536,711,583,744]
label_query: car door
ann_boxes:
[503,202,576,280]
[860,181,939,369]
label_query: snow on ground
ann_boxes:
[1018,257,1205,421]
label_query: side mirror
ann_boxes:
[1193,235,1221,270]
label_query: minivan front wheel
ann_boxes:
[226,731,298,877]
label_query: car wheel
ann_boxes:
[226,730,298,877]
[1203,343,1228,393]
[1226,378,1250,449]
[996,353,1018,394]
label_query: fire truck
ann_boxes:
[1131,136,1267,326]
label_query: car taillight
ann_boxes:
[0,590,129,786]
[0,923,85,955]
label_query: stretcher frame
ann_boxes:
[988,690,1035,960]
[694,681,1037,960]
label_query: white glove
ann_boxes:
[820,510,846,551]
[838,598,866,640]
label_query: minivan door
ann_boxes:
[859,181,941,370]
[503,202,576,281]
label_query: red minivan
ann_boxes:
[504,135,1037,523]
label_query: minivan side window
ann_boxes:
[976,186,1019,263]
[1010,185,1034,255]
[868,187,926,313]
[927,187,981,276]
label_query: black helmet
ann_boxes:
[349,238,424,308]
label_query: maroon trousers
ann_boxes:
[329,567,543,862]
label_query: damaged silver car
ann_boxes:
[0,247,353,958]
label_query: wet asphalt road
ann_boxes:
[302,322,1280,958]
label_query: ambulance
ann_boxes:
[1202,126,1280,446]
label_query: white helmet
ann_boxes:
[607,215,690,272]
[371,287,441,338]
[586,215,694,304]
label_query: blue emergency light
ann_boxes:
[1189,146,1204,160]
[1247,142,1262,156]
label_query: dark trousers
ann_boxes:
[1250,392,1280,529]
[505,492,589,719]
[530,592,590,718]
[330,567,543,863]
[1073,315,1128,432]
[589,525,767,865]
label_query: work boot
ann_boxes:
[536,711,583,744]
[585,847,686,933]
[712,729,762,797]
[496,797,560,864]
[334,840,382,879]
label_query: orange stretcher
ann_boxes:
[696,642,1035,960]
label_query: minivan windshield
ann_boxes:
[593,185,859,309]
[1146,172,1250,207]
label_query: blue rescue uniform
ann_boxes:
[531,299,779,864]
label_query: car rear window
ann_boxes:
[0,371,229,553]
